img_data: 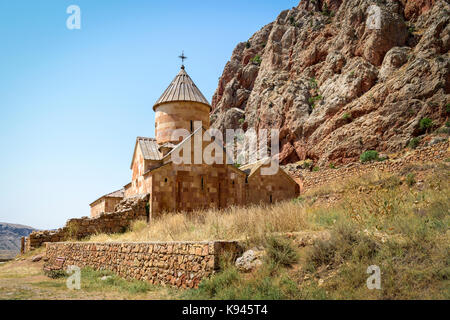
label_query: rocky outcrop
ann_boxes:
[211,0,450,166]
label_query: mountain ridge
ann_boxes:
[0,222,36,260]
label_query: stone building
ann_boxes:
[89,189,125,218]
[90,66,299,218]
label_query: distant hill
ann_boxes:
[0,222,36,260]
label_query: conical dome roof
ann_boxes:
[153,67,211,110]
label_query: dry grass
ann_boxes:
[86,162,449,248]
[86,201,311,246]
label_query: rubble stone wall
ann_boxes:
[25,195,149,252]
[44,240,242,288]
[291,141,450,190]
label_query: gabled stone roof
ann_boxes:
[239,158,294,182]
[162,126,232,162]
[130,137,163,169]
[137,137,162,161]
[105,189,125,198]
[153,67,211,110]
[90,189,124,206]
[239,159,270,177]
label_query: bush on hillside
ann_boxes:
[360,150,380,163]
[265,236,298,267]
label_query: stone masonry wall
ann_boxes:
[25,194,149,252]
[247,167,299,205]
[285,141,450,191]
[151,163,246,215]
[44,241,242,288]
[155,101,211,145]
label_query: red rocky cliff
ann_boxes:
[211,0,450,165]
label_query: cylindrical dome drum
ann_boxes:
[155,101,210,144]
[153,66,211,145]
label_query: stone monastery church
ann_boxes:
[90,65,299,219]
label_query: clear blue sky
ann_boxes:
[0,0,297,230]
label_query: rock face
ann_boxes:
[211,0,450,165]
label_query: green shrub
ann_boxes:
[419,117,433,132]
[446,103,450,114]
[360,150,380,163]
[312,166,320,172]
[446,121,450,128]
[292,196,305,204]
[265,236,298,267]
[342,113,352,121]
[307,239,337,271]
[238,118,245,125]
[304,160,313,169]
[406,173,416,187]
[329,163,336,169]
[289,16,295,26]
[186,266,299,300]
[309,95,323,107]
[307,220,378,271]
[251,55,262,65]
[408,138,420,149]
[435,127,450,135]
[44,269,67,279]
[245,41,251,49]
[201,267,240,297]
[321,3,330,16]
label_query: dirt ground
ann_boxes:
[0,256,178,300]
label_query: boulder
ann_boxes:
[235,249,265,272]
[31,254,44,262]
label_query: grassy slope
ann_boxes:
[88,160,449,300]
[182,161,449,300]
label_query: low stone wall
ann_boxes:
[44,241,242,288]
[25,195,149,252]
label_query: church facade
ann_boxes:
[90,66,300,219]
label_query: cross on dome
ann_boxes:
[178,51,187,69]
